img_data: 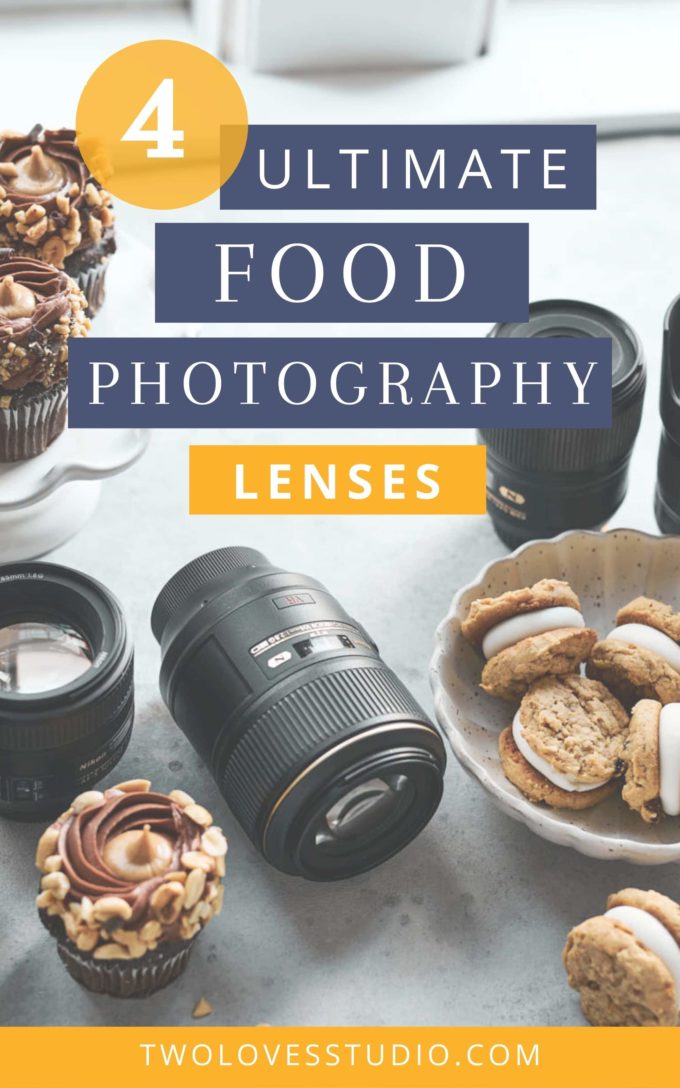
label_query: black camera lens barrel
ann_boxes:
[656,294,680,534]
[153,547,446,881]
[480,300,646,548]
[0,562,134,820]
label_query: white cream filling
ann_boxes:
[512,711,608,793]
[482,606,585,660]
[659,703,680,817]
[605,905,680,1005]
[607,623,680,675]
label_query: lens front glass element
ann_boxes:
[0,620,93,694]
[317,774,408,846]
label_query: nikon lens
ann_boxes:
[480,300,646,547]
[656,295,680,533]
[152,547,446,881]
[0,562,134,819]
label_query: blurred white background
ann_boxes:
[1,1,679,131]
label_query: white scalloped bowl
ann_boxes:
[430,528,680,864]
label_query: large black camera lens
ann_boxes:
[152,548,446,881]
[480,300,646,548]
[0,562,134,820]
[656,295,680,533]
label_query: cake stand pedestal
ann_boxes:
[0,428,149,562]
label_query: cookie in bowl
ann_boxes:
[587,596,680,707]
[563,888,680,1026]
[498,675,628,809]
[621,699,680,824]
[461,578,597,701]
[35,779,226,997]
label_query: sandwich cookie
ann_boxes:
[563,888,680,1026]
[498,675,628,809]
[621,699,680,823]
[462,579,597,701]
[587,596,680,707]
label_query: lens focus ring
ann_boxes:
[481,391,645,473]
[151,547,269,642]
[0,653,134,751]
[221,662,429,842]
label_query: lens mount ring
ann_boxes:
[219,659,440,836]
[262,723,445,880]
[263,722,437,837]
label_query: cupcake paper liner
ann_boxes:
[38,908,63,938]
[55,934,197,998]
[70,260,109,317]
[0,380,66,462]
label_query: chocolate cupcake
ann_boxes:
[0,126,115,315]
[0,254,90,461]
[35,780,226,998]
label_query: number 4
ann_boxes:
[122,78,184,159]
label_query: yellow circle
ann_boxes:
[76,39,248,210]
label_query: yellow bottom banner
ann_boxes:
[1,1027,678,1087]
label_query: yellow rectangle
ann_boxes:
[189,444,486,515]
[1,1026,679,1088]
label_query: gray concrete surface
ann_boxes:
[2,18,680,1025]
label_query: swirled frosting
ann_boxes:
[36,782,227,957]
[59,792,197,922]
[0,126,115,264]
[0,255,89,393]
[0,256,69,341]
[0,128,85,208]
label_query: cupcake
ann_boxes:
[0,126,115,315]
[0,254,90,461]
[35,780,226,998]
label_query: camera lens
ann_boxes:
[152,547,446,881]
[480,300,646,548]
[0,620,92,694]
[0,562,134,820]
[322,776,405,842]
[656,295,680,533]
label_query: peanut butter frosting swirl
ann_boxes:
[36,782,227,958]
[0,128,85,209]
[59,791,197,922]
[0,256,69,343]
[0,254,90,393]
[0,126,115,265]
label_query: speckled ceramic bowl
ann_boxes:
[430,528,680,864]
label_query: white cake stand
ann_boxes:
[0,232,171,562]
[0,428,149,561]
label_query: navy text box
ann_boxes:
[219,124,596,211]
[155,223,529,325]
[68,337,612,430]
